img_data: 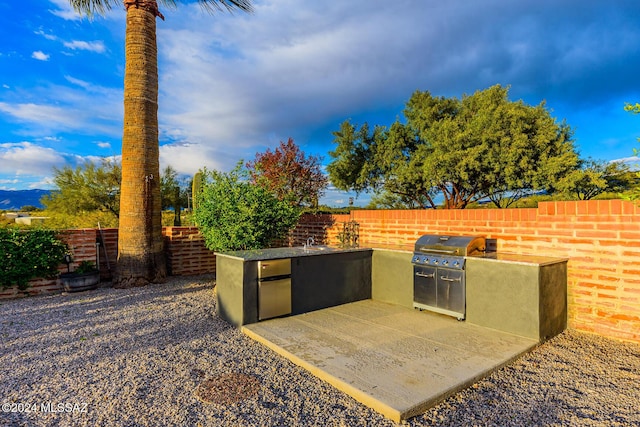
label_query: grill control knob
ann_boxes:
[441,260,448,266]
[421,256,428,263]
[453,260,460,267]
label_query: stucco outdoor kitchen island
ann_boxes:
[215,246,372,327]
[215,246,568,339]
[215,245,568,421]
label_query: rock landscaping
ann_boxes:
[0,276,638,426]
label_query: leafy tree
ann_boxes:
[246,138,328,207]
[160,165,189,226]
[623,102,640,202]
[68,0,253,287]
[42,159,121,219]
[194,163,300,251]
[556,158,632,200]
[328,85,579,209]
[41,160,187,228]
[625,103,640,115]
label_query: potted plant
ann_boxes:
[60,260,100,292]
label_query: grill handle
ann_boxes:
[440,276,462,282]
[416,272,435,278]
[419,248,459,255]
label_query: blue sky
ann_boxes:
[1,0,640,206]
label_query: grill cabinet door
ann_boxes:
[437,269,465,314]
[414,265,437,307]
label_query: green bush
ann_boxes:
[0,228,68,291]
[74,260,98,274]
[194,164,301,251]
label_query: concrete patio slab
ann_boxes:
[242,299,538,422]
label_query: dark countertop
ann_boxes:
[215,246,372,261]
[369,243,414,253]
[216,246,567,265]
[468,252,569,266]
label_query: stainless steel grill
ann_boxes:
[412,234,485,320]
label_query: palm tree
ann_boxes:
[69,0,253,287]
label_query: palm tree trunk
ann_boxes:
[114,3,166,287]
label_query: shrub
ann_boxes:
[74,260,98,274]
[194,163,301,251]
[0,228,68,291]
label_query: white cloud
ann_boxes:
[158,142,243,178]
[0,79,123,137]
[63,40,106,53]
[96,141,112,149]
[612,156,640,164]
[32,51,50,61]
[64,75,93,90]
[48,0,82,21]
[0,102,70,127]
[29,177,54,189]
[48,0,122,20]
[34,30,57,41]
[154,1,453,174]
[0,142,66,176]
[42,136,62,142]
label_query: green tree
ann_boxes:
[557,158,632,200]
[194,163,300,251]
[20,206,41,212]
[328,85,579,209]
[246,138,328,207]
[625,103,640,115]
[42,159,121,219]
[68,0,253,287]
[623,102,640,202]
[160,165,189,226]
[42,160,189,229]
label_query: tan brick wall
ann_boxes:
[293,201,640,343]
[0,226,216,300]
[289,213,350,246]
[163,227,216,276]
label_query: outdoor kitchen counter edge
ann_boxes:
[471,252,569,266]
[215,246,372,261]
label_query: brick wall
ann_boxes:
[3,201,638,343]
[0,226,215,300]
[299,201,640,343]
[289,213,350,246]
[164,227,216,276]
[0,229,104,299]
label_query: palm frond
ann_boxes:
[195,0,253,13]
[67,0,121,17]
[68,0,253,17]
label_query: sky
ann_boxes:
[1,0,640,207]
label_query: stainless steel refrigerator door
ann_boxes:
[258,278,292,320]
[258,259,291,279]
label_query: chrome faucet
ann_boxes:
[304,236,315,249]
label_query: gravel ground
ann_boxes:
[1,276,638,427]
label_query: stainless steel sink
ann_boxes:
[300,245,334,252]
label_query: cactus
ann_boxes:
[192,171,203,212]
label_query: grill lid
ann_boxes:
[414,234,485,256]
